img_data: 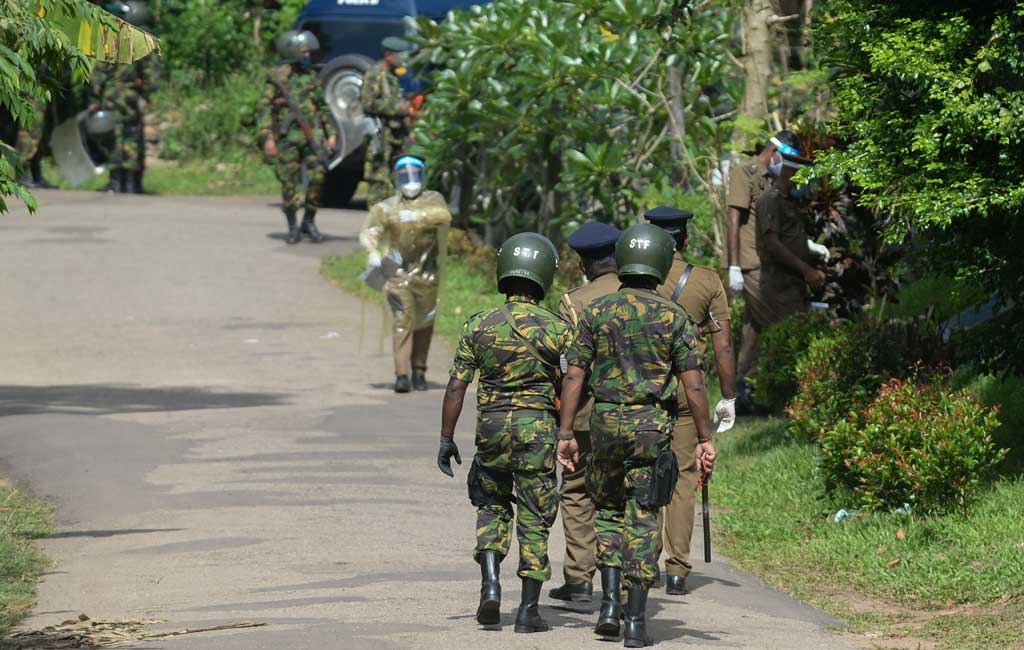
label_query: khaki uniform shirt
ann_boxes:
[558,272,620,432]
[658,254,729,417]
[725,155,772,270]
[756,187,813,314]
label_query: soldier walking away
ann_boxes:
[437,233,570,634]
[644,206,736,596]
[259,30,337,244]
[359,156,451,393]
[15,93,56,189]
[755,144,829,327]
[548,221,621,604]
[361,37,412,207]
[557,224,716,648]
[725,130,801,412]
[89,2,157,195]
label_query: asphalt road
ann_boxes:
[0,190,864,649]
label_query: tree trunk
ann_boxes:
[731,0,774,153]
[667,65,685,185]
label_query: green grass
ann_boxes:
[0,484,52,637]
[713,418,1024,649]
[42,156,280,197]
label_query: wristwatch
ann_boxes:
[556,430,575,441]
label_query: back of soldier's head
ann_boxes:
[496,232,558,299]
[615,224,675,285]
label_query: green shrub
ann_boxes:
[787,321,903,441]
[821,378,1006,514]
[751,311,830,414]
[955,369,1024,473]
[159,0,262,85]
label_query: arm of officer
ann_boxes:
[556,365,586,472]
[727,206,744,269]
[712,322,736,401]
[441,377,468,440]
[764,230,825,291]
[680,368,716,473]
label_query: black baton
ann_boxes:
[701,477,711,563]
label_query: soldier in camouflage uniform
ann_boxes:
[259,30,337,244]
[15,93,55,189]
[557,223,717,648]
[89,2,156,194]
[361,37,412,207]
[438,232,570,634]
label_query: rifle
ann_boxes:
[272,80,341,172]
[700,467,712,563]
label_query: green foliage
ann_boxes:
[821,378,1006,514]
[892,273,988,322]
[153,68,266,159]
[0,485,53,636]
[955,369,1024,472]
[787,321,906,441]
[813,1,1024,372]
[158,0,262,85]
[715,420,1024,615]
[750,311,830,414]
[409,0,740,241]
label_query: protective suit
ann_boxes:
[359,157,451,391]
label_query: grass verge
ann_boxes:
[713,418,1024,650]
[0,483,52,637]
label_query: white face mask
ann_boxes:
[768,153,783,179]
[400,182,423,199]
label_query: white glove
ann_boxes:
[807,240,830,260]
[713,398,736,433]
[728,266,744,293]
[367,251,382,268]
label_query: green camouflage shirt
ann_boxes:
[451,296,571,413]
[566,288,700,406]
[257,64,333,145]
[360,63,409,143]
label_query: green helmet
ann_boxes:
[496,232,559,296]
[615,223,675,283]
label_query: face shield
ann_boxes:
[395,156,425,199]
[276,30,320,64]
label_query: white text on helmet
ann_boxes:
[514,247,541,259]
[629,238,652,249]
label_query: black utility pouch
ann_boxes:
[467,459,486,507]
[643,448,680,508]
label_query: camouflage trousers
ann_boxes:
[108,117,145,173]
[274,139,324,215]
[469,409,559,582]
[363,134,404,207]
[587,402,673,589]
[15,97,46,163]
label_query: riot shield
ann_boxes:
[50,111,108,186]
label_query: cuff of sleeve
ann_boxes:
[450,368,475,383]
[556,430,575,441]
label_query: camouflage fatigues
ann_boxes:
[359,190,452,376]
[90,61,152,174]
[451,297,571,581]
[565,288,700,589]
[360,63,409,206]
[15,96,46,168]
[258,64,334,216]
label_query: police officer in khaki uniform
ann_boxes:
[725,131,801,408]
[756,146,828,324]
[645,206,736,595]
[548,221,621,604]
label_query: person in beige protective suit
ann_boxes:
[359,156,452,393]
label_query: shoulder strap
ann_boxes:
[670,264,694,302]
[560,293,579,327]
[621,288,689,317]
[498,304,556,369]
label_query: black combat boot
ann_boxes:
[623,587,652,648]
[476,550,501,626]
[300,211,324,243]
[104,169,123,193]
[393,375,411,393]
[513,578,549,633]
[285,212,301,244]
[412,370,428,391]
[665,574,687,595]
[130,171,144,194]
[595,567,623,637]
[549,580,593,602]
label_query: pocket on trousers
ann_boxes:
[641,447,680,509]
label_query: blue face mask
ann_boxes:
[299,55,312,67]
[789,184,812,201]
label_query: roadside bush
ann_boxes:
[751,311,830,414]
[159,0,262,85]
[821,378,1006,514]
[787,321,903,441]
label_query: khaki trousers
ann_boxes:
[393,324,434,377]
[660,414,699,577]
[557,429,596,583]
[385,281,437,377]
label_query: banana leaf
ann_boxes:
[37,0,160,63]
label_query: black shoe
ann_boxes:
[412,371,428,391]
[104,170,124,193]
[665,574,687,595]
[549,580,593,602]
[394,375,411,393]
[300,217,324,243]
[595,567,622,637]
[476,550,501,626]
[33,177,57,190]
[130,172,144,194]
[284,212,301,244]
[514,578,549,633]
[623,587,652,648]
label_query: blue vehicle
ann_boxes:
[295,0,490,205]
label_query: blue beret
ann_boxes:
[643,206,694,224]
[567,222,621,254]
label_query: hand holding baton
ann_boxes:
[700,467,711,563]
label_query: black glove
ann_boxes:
[437,438,462,478]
